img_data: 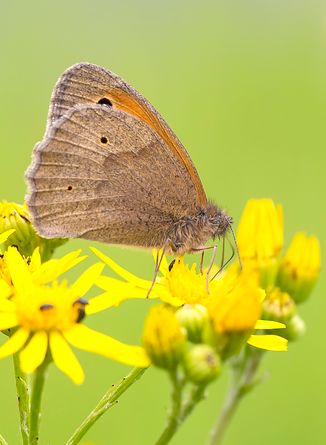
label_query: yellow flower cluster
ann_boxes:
[0,198,320,387]
[0,212,149,384]
[237,199,321,340]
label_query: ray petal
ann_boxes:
[64,324,150,368]
[49,331,84,384]
[248,334,288,351]
[255,320,285,330]
[91,247,151,288]
[20,331,48,373]
[0,328,29,358]
[71,263,104,297]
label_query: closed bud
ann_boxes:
[142,305,186,370]
[237,199,283,289]
[183,344,221,385]
[0,201,66,261]
[262,288,296,323]
[281,314,306,342]
[277,232,320,304]
[176,304,208,343]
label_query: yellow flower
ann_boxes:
[0,245,86,299]
[237,198,283,288]
[0,201,66,261]
[142,304,186,369]
[0,229,16,286]
[0,247,149,384]
[91,249,287,352]
[277,232,321,303]
[207,276,263,334]
[206,273,287,355]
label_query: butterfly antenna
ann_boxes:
[229,223,242,270]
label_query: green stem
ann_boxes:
[208,350,263,445]
[66,367,147,445]
[13,353,30,445]
[180,385,206,422]
[29,360,49,445]
[154,371,184,445]
[0,432,9,445]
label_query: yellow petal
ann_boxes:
[0,279,13,299]
[20,331,48,373]
[49,331,84,384]
[247,334,288,351]
[64,324,150,368]
[87,284,156,314]
[5,247,33,293]
[91,247,151,288]
[255,320,285,330]
[0,229,15,244]
[0,313,18,330]
[0,298,16,312]
[32,250,86,284]
[29,247,42,272]
[0,328,29,358]
[71,262,104,297]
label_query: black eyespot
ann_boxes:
[168,259,176,272]
[97,97,113,107]
[67,186,73,191]
[100,136,108,144]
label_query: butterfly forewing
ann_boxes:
[26,104,199,248]
[46,63,207,207]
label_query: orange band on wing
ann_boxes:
[93,90,207,208]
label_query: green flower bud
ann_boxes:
[176,304,208,343]
[0,201,67,261]
[262,288,296,323]
[183,344,221,385]
[280,314,306,342]
[203,321,250,361]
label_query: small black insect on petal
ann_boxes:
[168,259,176,272]
[73,298,89,323]
[40,304,54,311]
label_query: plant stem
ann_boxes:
[208,350,263,445]
[154,371,184,445]
[13,353,30,445]
[154,374,206,445]
[0,432,9,445]
[180,385,206,422]
[65,367,147,445]
[29,360,49,445]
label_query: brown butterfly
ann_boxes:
[26,63,234,291]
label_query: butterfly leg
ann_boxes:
[200,251,205,275]
[220,235,226,270]
[210,239,235,281]
[146,240,170,298]
[206,244,218,292]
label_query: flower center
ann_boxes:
[14,284,87,332]
[163,258,209,304]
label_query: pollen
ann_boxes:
[14,283,85,332]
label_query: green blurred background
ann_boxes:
[0,1,325,444]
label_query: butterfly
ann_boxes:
[26,63,234,291]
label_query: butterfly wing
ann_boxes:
[45,62,207,207]
[26,104,200,248]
